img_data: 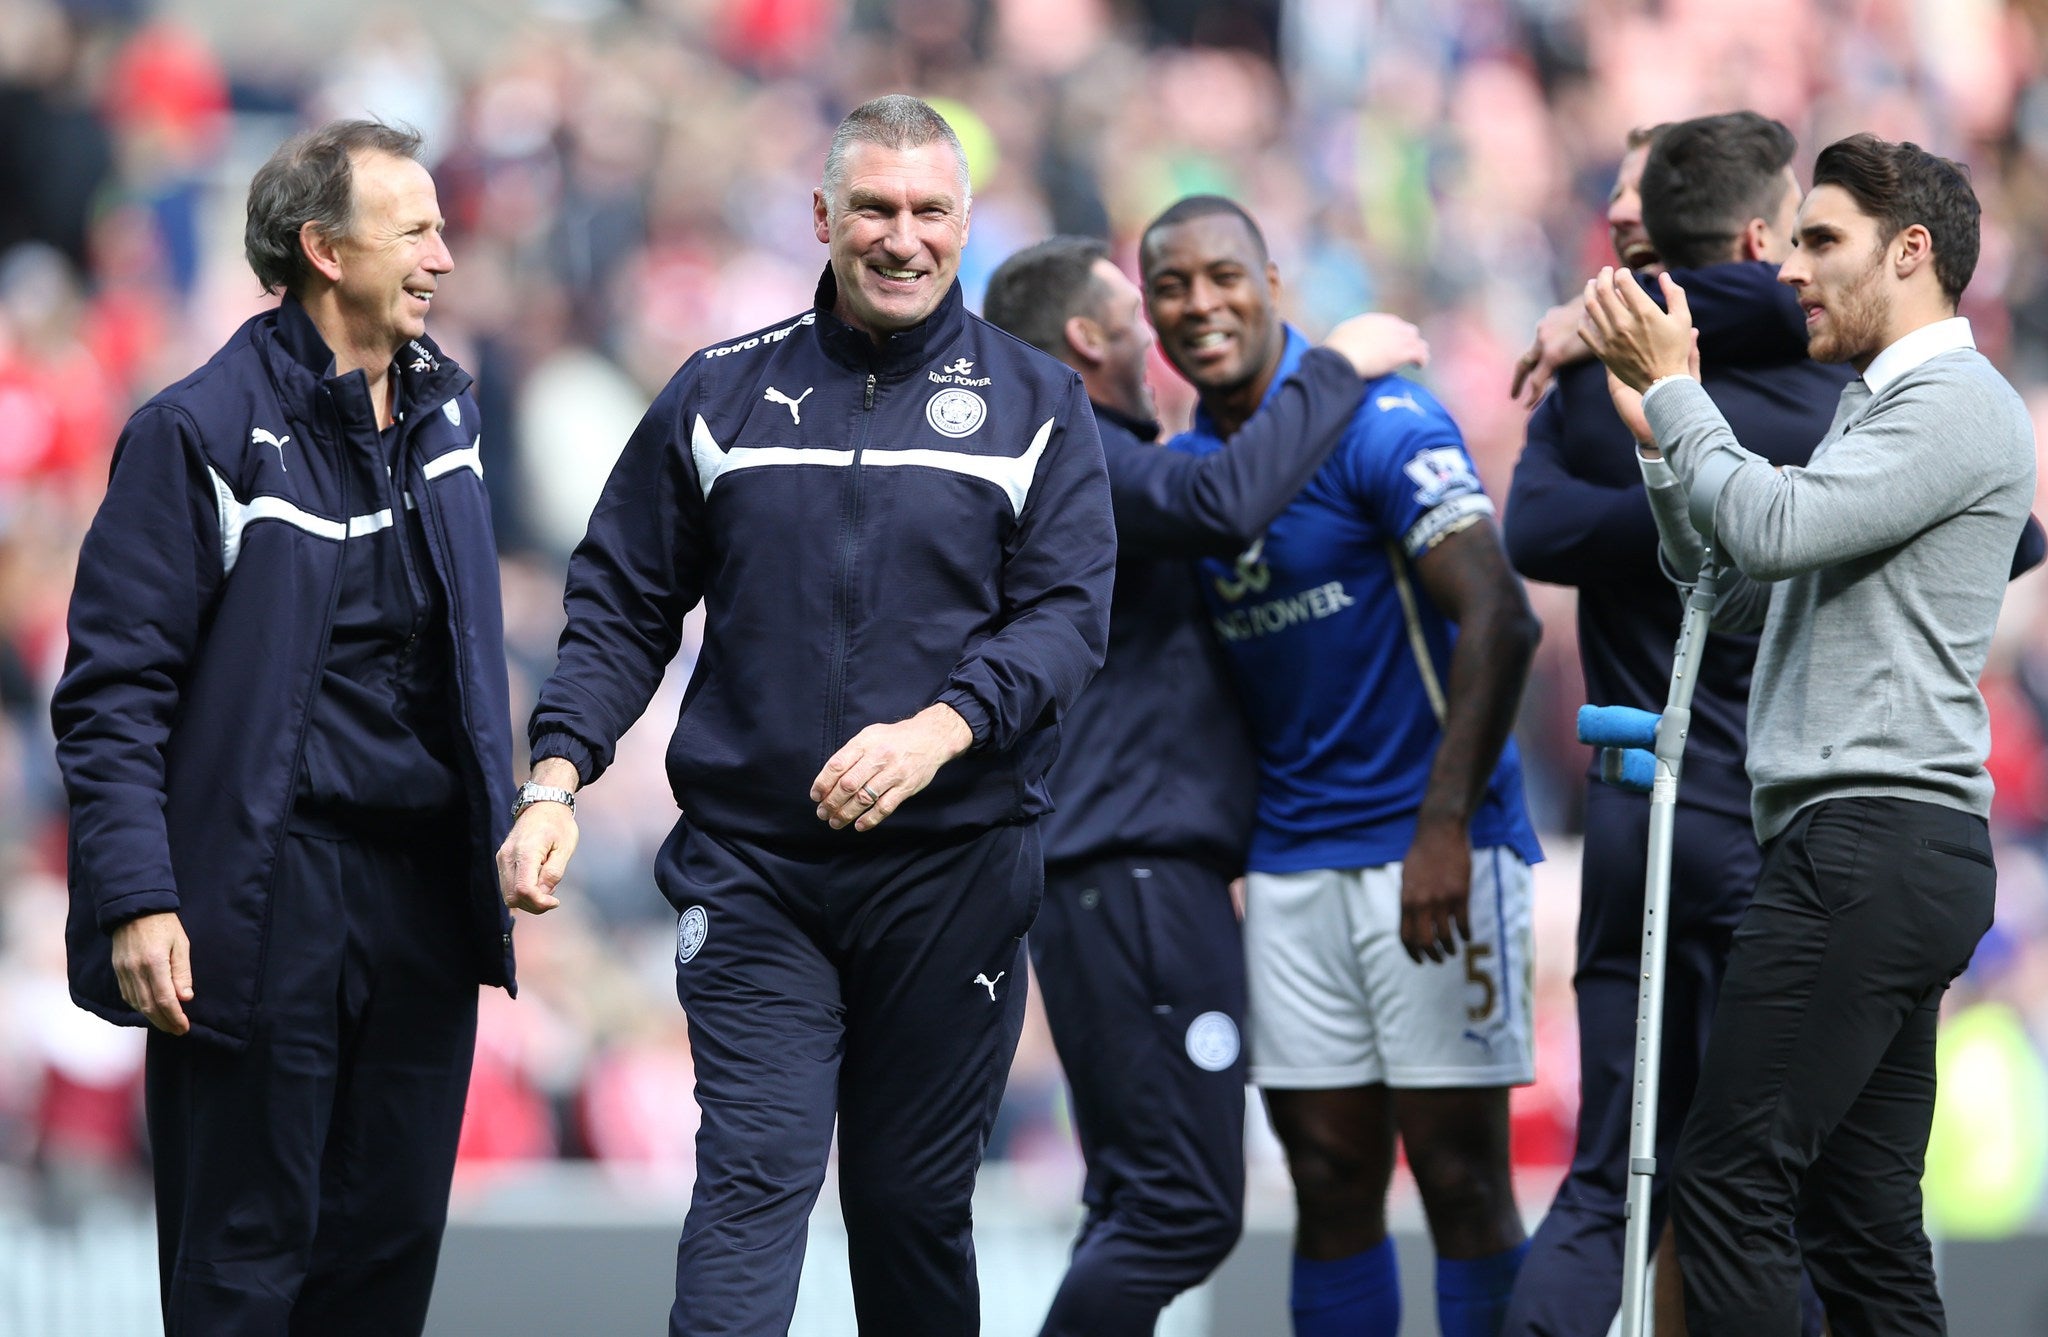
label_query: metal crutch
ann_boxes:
[1575,548,1723,1337]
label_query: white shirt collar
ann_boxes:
[1861,316,1975,395]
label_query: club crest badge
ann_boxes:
[677,906,708,963]
[1185,1011,1241,1072]
[926,388,987,439]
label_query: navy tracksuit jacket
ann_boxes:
[52,296,517,1336]
[1498,262,1852,1337]
[529,268,1115,1337]
[530,270,1114,840]
[1030,352,1365,1337]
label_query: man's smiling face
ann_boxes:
[1608,142,1658,272]
[1140,212,1282,401]
[330,149,451,357]
[814,140,969,339]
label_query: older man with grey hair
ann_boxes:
[53,119,515,1335]
[499,94,1115,1335]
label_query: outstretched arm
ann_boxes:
[1510,299,1593,408]
[1501,378,1666,586]
[503,377,707,912]
[1115,315,1425,559]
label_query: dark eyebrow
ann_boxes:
[1797,223,1841,246]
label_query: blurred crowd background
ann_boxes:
[4,0,2048,1243]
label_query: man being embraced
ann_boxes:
[1144,195,1544,1337]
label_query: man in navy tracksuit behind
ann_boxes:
[498,97,1115,1336]
[1499,113,1852,1336]
[51,121,516,1336]
[983,236,1428,1335]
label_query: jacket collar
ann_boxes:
[810,264,968,379]
[1666,260,1809,369]
[262,293,473,418]
[1090,399,1161,444]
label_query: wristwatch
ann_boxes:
[511,782,576,820]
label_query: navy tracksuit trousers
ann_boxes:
[144,823,478,1337]
[1029,856,1247,1337]
[1504,784,1753,1336]
[663,818,1041,1337]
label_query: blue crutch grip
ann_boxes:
[1599,747,1656,792]
[1578,704,1660,750]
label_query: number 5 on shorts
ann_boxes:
[1465,942,1496,1022]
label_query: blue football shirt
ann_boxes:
[1172,328,1544,874]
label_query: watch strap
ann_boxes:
[511,782,576,820]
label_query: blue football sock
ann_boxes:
[1437,1240,1530,1337]
[1291,1238,1400,1337]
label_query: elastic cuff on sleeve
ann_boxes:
[1637,452,1680,489]
[528,731,598,787]
[98,890,181,934]
[1640,374,1698,414]
[935,688,991,751]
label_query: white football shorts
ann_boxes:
[1244,846,1534,1089]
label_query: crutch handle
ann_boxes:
[1578,704,1660,750]
[1599,747,1656,792]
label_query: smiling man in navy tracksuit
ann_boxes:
[498,97,1115,1336]
[52,121,516,1337]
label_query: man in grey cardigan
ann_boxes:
[1580,133,2034,1335]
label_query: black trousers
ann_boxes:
[1672,797,1995,1336]
[1504,786,1756,1336]
[145,825,478,1337]
[663,819,1041,1337]
[1031,856,1247,1337]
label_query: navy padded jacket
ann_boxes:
[53,298,518,1048]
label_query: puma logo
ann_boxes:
[764,385,814,425]
[973,971,1006,1001]
[252,427,291,471]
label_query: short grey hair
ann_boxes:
[820,95,971,216]
[245,119,423,297]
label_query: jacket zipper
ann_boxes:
[246,383,352,1036]
[825,371,878,761]
[407,421,514,970]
